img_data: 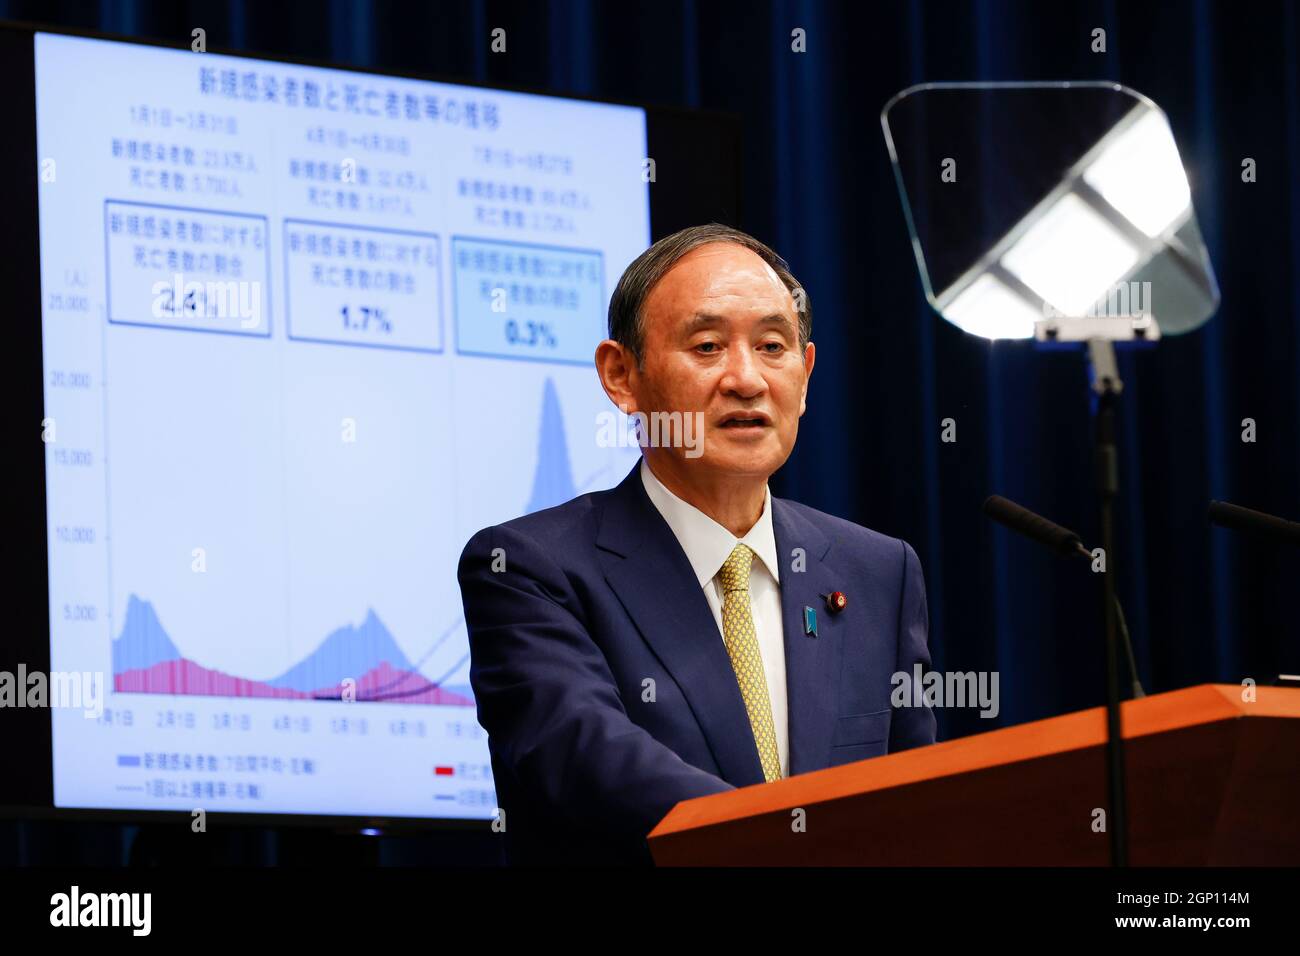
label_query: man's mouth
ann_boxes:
[719,413,771,429]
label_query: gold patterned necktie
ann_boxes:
[718,543,783,782]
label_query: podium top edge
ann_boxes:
[649,683,1300,841]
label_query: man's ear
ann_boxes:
[799,341,815,416]
[595,339,640,415]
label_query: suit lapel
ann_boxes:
[771,498,841,776]
[596,464,766,786]
[595,464,845,783]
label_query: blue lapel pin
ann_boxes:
[802,605,818,637]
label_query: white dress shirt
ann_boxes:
[639,457,789,778]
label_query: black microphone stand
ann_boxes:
[1087,338,1129,867]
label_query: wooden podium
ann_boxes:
[648,684,1300,865]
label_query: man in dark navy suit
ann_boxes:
[458,224,936,865]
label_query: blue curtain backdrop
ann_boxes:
[3,0,1297,864]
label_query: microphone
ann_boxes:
[982,494,1145,699]
[982,495,1091,560]
[1208,500,1300,546]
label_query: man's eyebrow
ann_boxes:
[680,312,796,336]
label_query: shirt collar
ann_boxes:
[639,457,781,588]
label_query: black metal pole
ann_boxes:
[1094,386,1129,867]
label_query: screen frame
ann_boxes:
[0,18,741,833]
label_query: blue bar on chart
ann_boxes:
[283,219,443,353]
[452,236,604,365]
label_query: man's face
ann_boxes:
[622,241,814,481]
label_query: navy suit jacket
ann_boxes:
[457,461,936,865]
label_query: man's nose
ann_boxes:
[718,345,767,396]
